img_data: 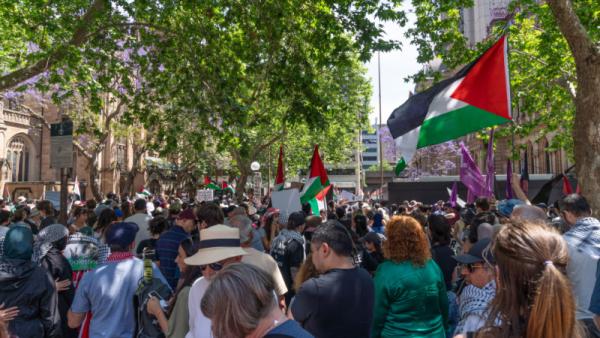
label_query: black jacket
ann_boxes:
[40,248,78,338]
[0,258,61,338]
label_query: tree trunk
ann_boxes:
[546,0,600,216]
[89,154,102,202]
[122,147,145,197]
[236,171,249,203]
[573,68,600,216]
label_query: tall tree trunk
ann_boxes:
[122,147,145,197]
[547,0,600,216]
[89,154,102,201]
[236,170,249,203]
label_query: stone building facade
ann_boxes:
[0,93,183,201]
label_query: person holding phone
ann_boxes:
[147,238,202,338]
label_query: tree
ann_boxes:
[406,0,599,210]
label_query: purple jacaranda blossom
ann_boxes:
[27,42,40,54]
[158,64,165,72]
[136,47,148,56]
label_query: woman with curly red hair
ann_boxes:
[371,216,448,338]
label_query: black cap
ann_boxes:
[453,238,494,264]
[362,232,382,246]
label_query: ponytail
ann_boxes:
[526,263,578,338]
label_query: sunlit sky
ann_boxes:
[365,5,420,125]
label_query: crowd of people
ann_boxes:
[0,187,599,338]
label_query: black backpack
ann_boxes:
[133,249,172,338]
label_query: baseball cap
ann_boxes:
[178,208,197,221]
[105,222,139,248]
[453,237,494,265]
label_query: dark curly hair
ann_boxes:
[384,216,431,266]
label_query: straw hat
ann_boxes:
[184,224,248,266]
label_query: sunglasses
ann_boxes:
[201,262,224,271]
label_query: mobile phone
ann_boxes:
[148,291,168,310]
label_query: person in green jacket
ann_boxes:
[371,215,449,338]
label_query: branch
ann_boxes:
[0,0,108,91]
[546,0,598,65]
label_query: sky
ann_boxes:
[365,6,420,125]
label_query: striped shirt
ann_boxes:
[156,225,190,289]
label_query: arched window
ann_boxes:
[7,136,30,182]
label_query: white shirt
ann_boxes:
[186,277,212,338]
[125,213,152,247]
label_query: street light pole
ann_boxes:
[378,51,384,200]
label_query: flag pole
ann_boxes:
[378,51,384,200]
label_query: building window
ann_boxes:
[116,143,126,169]
[7,136,30,182]
[363,156,378,162]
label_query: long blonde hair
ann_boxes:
[480,221,583,338]
[201,263,277,338]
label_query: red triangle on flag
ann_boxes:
[451,36,511,120]
[315,184,332,201]
[309,145,329,186]
[563,175,573,195]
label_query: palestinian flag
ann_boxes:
[308,184,332,215]
[387,35,512,165]
[300,145,330,205]
[273,145,285,191]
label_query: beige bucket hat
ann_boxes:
[184,224,248,266]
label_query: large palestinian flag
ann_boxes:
[300,145,330,205]
[388,35,512,166]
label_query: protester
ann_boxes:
[371,216,448,337]
[201,263,313,337]
[291,220,374,338]
[227,214,288,298]
[126,198,152,245]
[0,211,9,237]
[428,214,457,291]
[35,224,78,338]
[510,204,548,223]
[68,222,168,337]
[452,238,496,336]
[147,238,202,338]
[93,207,117,240]
[465,221,585,338]
[270,211,306,305]
[184,224,249,338]
[69,206,92,236]
[360,232,384,275]
[38,200,57,229]
[196,203,225,230]
[137,215,169,261]
[156,208,195,289]
[0,226,60,337]
[262,208,281,250]
[558,194,600,336]
[293,254,320,296]
[354,214,369,238]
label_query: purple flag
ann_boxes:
[460,142,487,199]
[467,189,475,204]
[506,159,514,199]
[449,182,458,207]
[485,128,495,197]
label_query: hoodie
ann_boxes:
[0,258,61,338]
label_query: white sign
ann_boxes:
[271,188,302,219]
[339,190,358,202]
[196,189,214,202]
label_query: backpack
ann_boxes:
[133,249,172,338]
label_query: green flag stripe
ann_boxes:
[417,105,510,148]
[300,178,326,204]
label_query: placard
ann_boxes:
[196,189,214,202]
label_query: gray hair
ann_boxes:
[511,205,548,224]
[201,263,277,338]
[226,215,253,244]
